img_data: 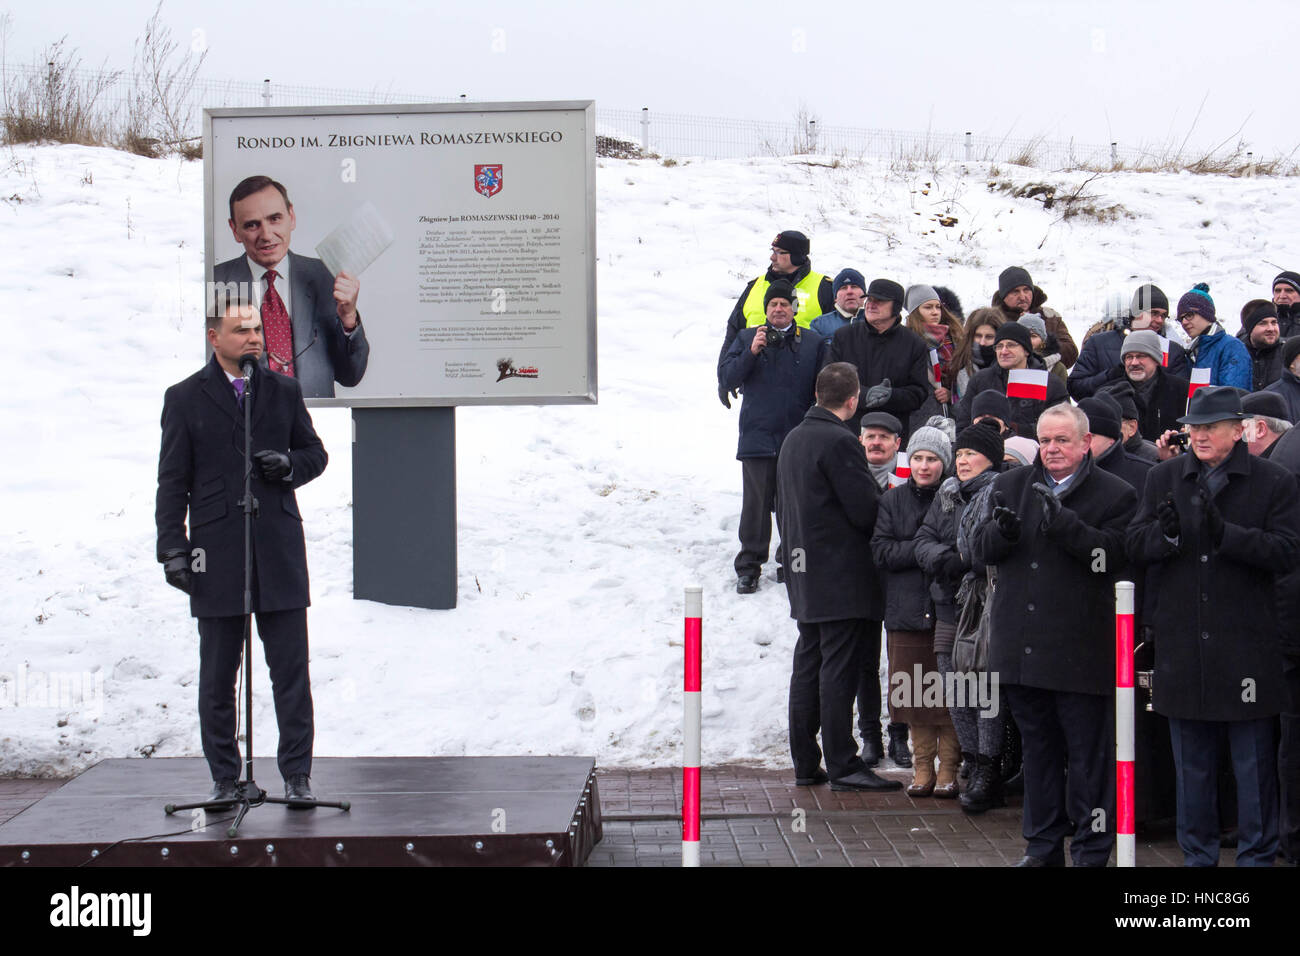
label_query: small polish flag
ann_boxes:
[887,472,907,488]
[895,451,911,479]
[1006,368,1049,401]
[1187,366,1212,399]
[929,348,942,384]
[1156,335,1170,367]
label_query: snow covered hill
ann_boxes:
[1,143,1295,775]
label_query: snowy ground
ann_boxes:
[1,143,1295,775]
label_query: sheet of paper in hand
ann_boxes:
[315,201,396,277]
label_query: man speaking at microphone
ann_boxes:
[213,175,369,399]
[156,300,328,807]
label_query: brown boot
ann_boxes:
[934,722,961,799]
[906,725,938,797]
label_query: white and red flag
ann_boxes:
[1156,335,1170,368]
[894,451,911,479]
[929,348,942,385]
[1187,366,1212,399]
[1006,368,1049,401]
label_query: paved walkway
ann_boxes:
[0,767,1196,866]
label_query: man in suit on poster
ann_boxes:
[156,299,328,805]
[212,175,369,398]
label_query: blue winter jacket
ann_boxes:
[1188,325,1251,390]
[718,325,827,459]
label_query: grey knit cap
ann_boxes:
[1121,330,1164,364]
[1017,313,1047,343]
[905,284,941,314]
[906,415,955,476]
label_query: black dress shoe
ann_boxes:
[861,732,884,768]
[208,778,238,809]
[284,774,316,808]
[830,770,904,792]
[887,723,913,769]
[795,770,829,786]
[1012,854,1062,867]
[736,574,759,594]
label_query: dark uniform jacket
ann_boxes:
[776,406,881,623]
[871,480,939,631]
[156,356,328,618]
[824,318,931,442]
[1126,441,1300,719]
[718,325,825,459]
[974,455,1137,696]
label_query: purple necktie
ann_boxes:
[232,377,245,407]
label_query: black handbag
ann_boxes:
[952,567,995,674]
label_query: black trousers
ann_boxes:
[1282,664,1300,863]
[789,619,870,780]
[1168,715,1278,867]
[735,457,779,576]
[198,609,314,782]
[1005,684,1114,866]
[854,619,886,740]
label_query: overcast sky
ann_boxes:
[5,0,1297,157]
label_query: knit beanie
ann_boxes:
[905,284,941,314]
[971,389,1012,423]
[773,230,810,265]
[1017,313,1047,344]
[1078,396,1122,440]
[954,418,1004,467]
[1274,271,1300,297]
[1120,330,1164,364]
[764,279,796,309]
[998,266,1033,299]
[906,415,956,475]
[1100,380,1141,421]
[1130,283,1169,318]
[1283,336,1300,370]
[1003,436,1040,467]
[1177,282,1216,323]
[833,268,865,295]
[994,321,1033,353]
[1240,299,1278,337]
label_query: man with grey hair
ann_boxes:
[1241,391,1292,459]
[974,402,1138,866]
[1069,283,1189,400]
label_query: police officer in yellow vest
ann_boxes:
[718,231,834,407]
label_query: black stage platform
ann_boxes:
[0,756,601,866]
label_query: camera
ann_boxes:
[761,324,789,348]
[1168,432,1190,449]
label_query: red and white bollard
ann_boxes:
[1115,581,1136,867]
[683,586,702,867]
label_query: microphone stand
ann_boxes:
[166,359,349,837]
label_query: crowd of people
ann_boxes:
[718,230,1300,867]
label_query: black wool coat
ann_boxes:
[913,471,998,625]
[156,356,328,617]
[824,318,931,442]
[1094,437,1153,493]
[973,455,1137,696]
[776,406,881,623]
[1126,441,1300,720]
[871,479,940,631]
[1129,367,1190,443]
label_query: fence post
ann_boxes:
[1111,142,1118,166]
[683,586,702,867]
[261,79,271,107]
[1115,580,1136,868]
[964,131,972,161]
[640,107,650,156]
[808,118,817,153]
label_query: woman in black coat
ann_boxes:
[914,419,1004,806]
[872,417,957,796]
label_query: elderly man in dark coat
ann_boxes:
[973,403,1138,866]
[777,362,902,792]
[1127,386,1300,866]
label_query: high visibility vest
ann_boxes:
[742,271,827,330]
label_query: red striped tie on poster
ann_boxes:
[683,586,702,867]
[1115,581,1136,868]
[1156,335,1170,368]
[1187,367,1212,403]
[1006,368,1049,401]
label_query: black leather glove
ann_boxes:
[1199,487,1224,546]
[862,378,892,409]
[942,550,968,580]
[992,492,1021,540]
[253,449,292,481]
[161,548,193,595]
[718,383,738,409]
[1156,492,1180,540]
[1031,482,1062,527]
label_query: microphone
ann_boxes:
[239,354,257,386]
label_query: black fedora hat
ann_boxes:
[1241,390,1292,424]
[1177,386,1248,425]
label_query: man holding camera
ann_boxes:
[719,280,827,593]
[1128,386,1300,866]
